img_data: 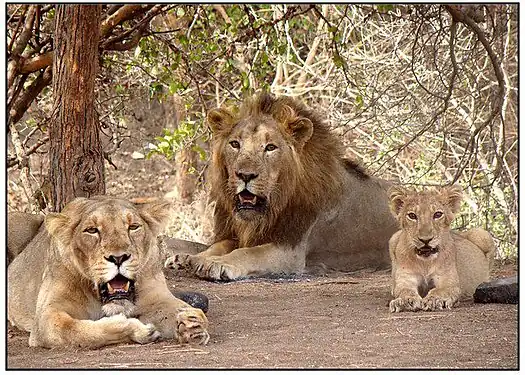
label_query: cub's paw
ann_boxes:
[176,307,210,345]
[422,295,456,311]
[389,296,422,313]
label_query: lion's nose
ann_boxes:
[236,171,258,183]
[105,254,131,266]
[418,237,433,246]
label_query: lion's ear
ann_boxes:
[45,213,71,240]
[440,184,463,214]
[207,108,235,134]
[45,196,89,238]
[136,200,172,236]
[278,105,313,146]
[388,186,408,217]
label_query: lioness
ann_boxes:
[387,185,495,312]
[8,197,209,348]
[166,92,399,280]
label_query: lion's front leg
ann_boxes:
[30,309,160,348]
[166,243,305,281]
[421,273,461,311]
[390,272,423,313]
[135,274,209,345]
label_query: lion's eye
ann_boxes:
[265,144,277,152]
[229,140,240,149]
[433,211,444,219]
[129,224,141,231]
[84,227,99,234]
[407,212,417,220]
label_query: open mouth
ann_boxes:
[416,246,439,257]
[235,190,267,212]
[99,274,136,304]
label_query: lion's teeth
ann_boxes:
[123,281,130,292]
[107,283,114,294]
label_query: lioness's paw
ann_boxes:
[103,314,160,344]
[127,318,161,344]
[176,307,210,345]
[389,296,422,313]
[422,295,456,311]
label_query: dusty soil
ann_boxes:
[7,263,518,369]
[7,111,518,369]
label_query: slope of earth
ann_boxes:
[7,265,518,370]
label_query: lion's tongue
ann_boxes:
[239,191,257,205]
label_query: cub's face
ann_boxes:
[221,115,297,220]
[45,197,170,309]
[389,185,463,259]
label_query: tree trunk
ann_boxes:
[49,5,104,212]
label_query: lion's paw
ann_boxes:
[127,318,161,344]
[165,253,192,270]
[422,295,456,311]
[167,254,245,281]
[389,296,422,313]
[104,314,160,344]
[176,307,210,345]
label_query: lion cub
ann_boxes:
[387,185,495,312]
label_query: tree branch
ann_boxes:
[19,51,53,74]
[8,66,52,127]
[444,5,506,182]
[100,4,153,38]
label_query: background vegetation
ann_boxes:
[7,4,517,257]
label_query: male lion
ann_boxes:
[8,197,209,348]
[387,185,495,312]
[166,92,399,280]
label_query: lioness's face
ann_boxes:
[221,115,297,220]
[389,186,463,259]
[46,198,170,306]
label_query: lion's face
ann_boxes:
[388,185,463,259]
[208,97,313,222]
[220,115,299,220]
[45,197,171,309]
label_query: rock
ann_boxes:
[173,291,209,313]
[131,151,144,159]
[473,276,518,304]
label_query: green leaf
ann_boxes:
[333,53,345,68]
[355,94,364,108]
[376,4,394,12]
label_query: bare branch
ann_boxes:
[100,4,153,38]
[19,51,53,74]
[8,66,52,127]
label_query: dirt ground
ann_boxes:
[6,115,519,370]
[7,262,518,370]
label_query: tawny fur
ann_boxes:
[387,185,495,312]
[166,92,399,280]
[7,197,209,348]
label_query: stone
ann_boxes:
[473,276,518,304]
